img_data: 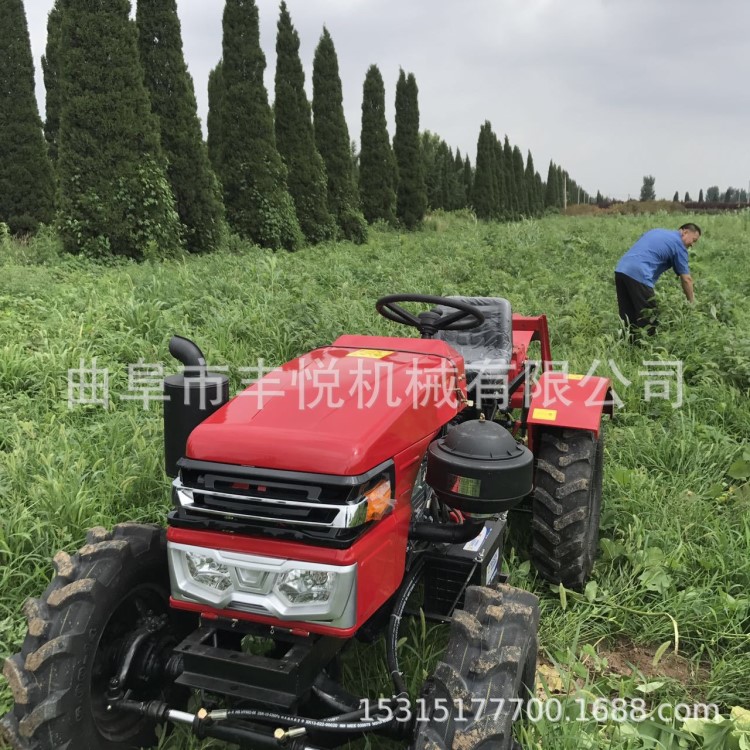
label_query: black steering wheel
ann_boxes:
[376,294,485,338]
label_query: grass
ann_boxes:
[1,211,749,748]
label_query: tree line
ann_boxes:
[692,187,748,204]
[670,188,749,204]
[639,176,748,205]
[0,0,592,258]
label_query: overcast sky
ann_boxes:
[25,0,750,200]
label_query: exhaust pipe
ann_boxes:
[169,335,207,372]
[163,336,229,477]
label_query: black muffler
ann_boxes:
[163,336,229,477]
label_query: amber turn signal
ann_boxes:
[364,479,394,522]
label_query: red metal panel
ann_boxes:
[512,314,552,366]
[526,371,612,436]
[331,335,464,361]
[507,315,553,411]
[187,339,466,476]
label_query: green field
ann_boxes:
[1,212,749,748]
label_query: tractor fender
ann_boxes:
[526,370,613,448]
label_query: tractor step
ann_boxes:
[173,627,345,710]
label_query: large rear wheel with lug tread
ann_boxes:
[530,428,604,590]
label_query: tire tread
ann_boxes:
[412,584,539,750]
[530,429,604,590]
[1,524,171,750]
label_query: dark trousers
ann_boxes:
[615,272,656,338]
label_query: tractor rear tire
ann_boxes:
[0,524,189,750]
[412,584,539,750]
[530,428,604,590]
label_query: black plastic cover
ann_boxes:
[426,419,533,513]
[163,373,230,477]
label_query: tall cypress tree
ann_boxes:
[41,0,63,167]
[525,151,539,216]
[437,143,455,210]
[220,0,301,250]
[472,122,496,220]
[0,0,55,234]
[558,167,567,207]
[312,27,366,243]
[512,145,528,216]
[453,148,466,209]
[535,172,544,210]
[493,135,508,218]
[421,130,441,209]
[275,3,334,244]
[463,154,473,204]
[503,136,518,219]
[393,70,426,229]
[57,0,182,257]
[207,62,224,174]
[359,64,397,225]
[137,0,224,253]
[544,161,559,209]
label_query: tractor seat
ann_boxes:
[433,297,514,387]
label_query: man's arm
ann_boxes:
[680,274,695,303]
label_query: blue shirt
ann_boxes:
[616,229,691,288]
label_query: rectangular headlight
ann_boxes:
[185,551,232,592]
[275,570,337,604]
[168,542,358,628]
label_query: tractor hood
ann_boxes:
[186,336,465,475]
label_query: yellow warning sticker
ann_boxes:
[532,408,558,421]
[346,349,394,360]
[568,374,585,381]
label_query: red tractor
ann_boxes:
[1,296,611,750]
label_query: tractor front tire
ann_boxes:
[1,524,187,750]
[530,428,604,590]
[413,584,539,750]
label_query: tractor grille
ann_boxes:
[172,458,392,532]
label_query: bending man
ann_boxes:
[615,223,700,338]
